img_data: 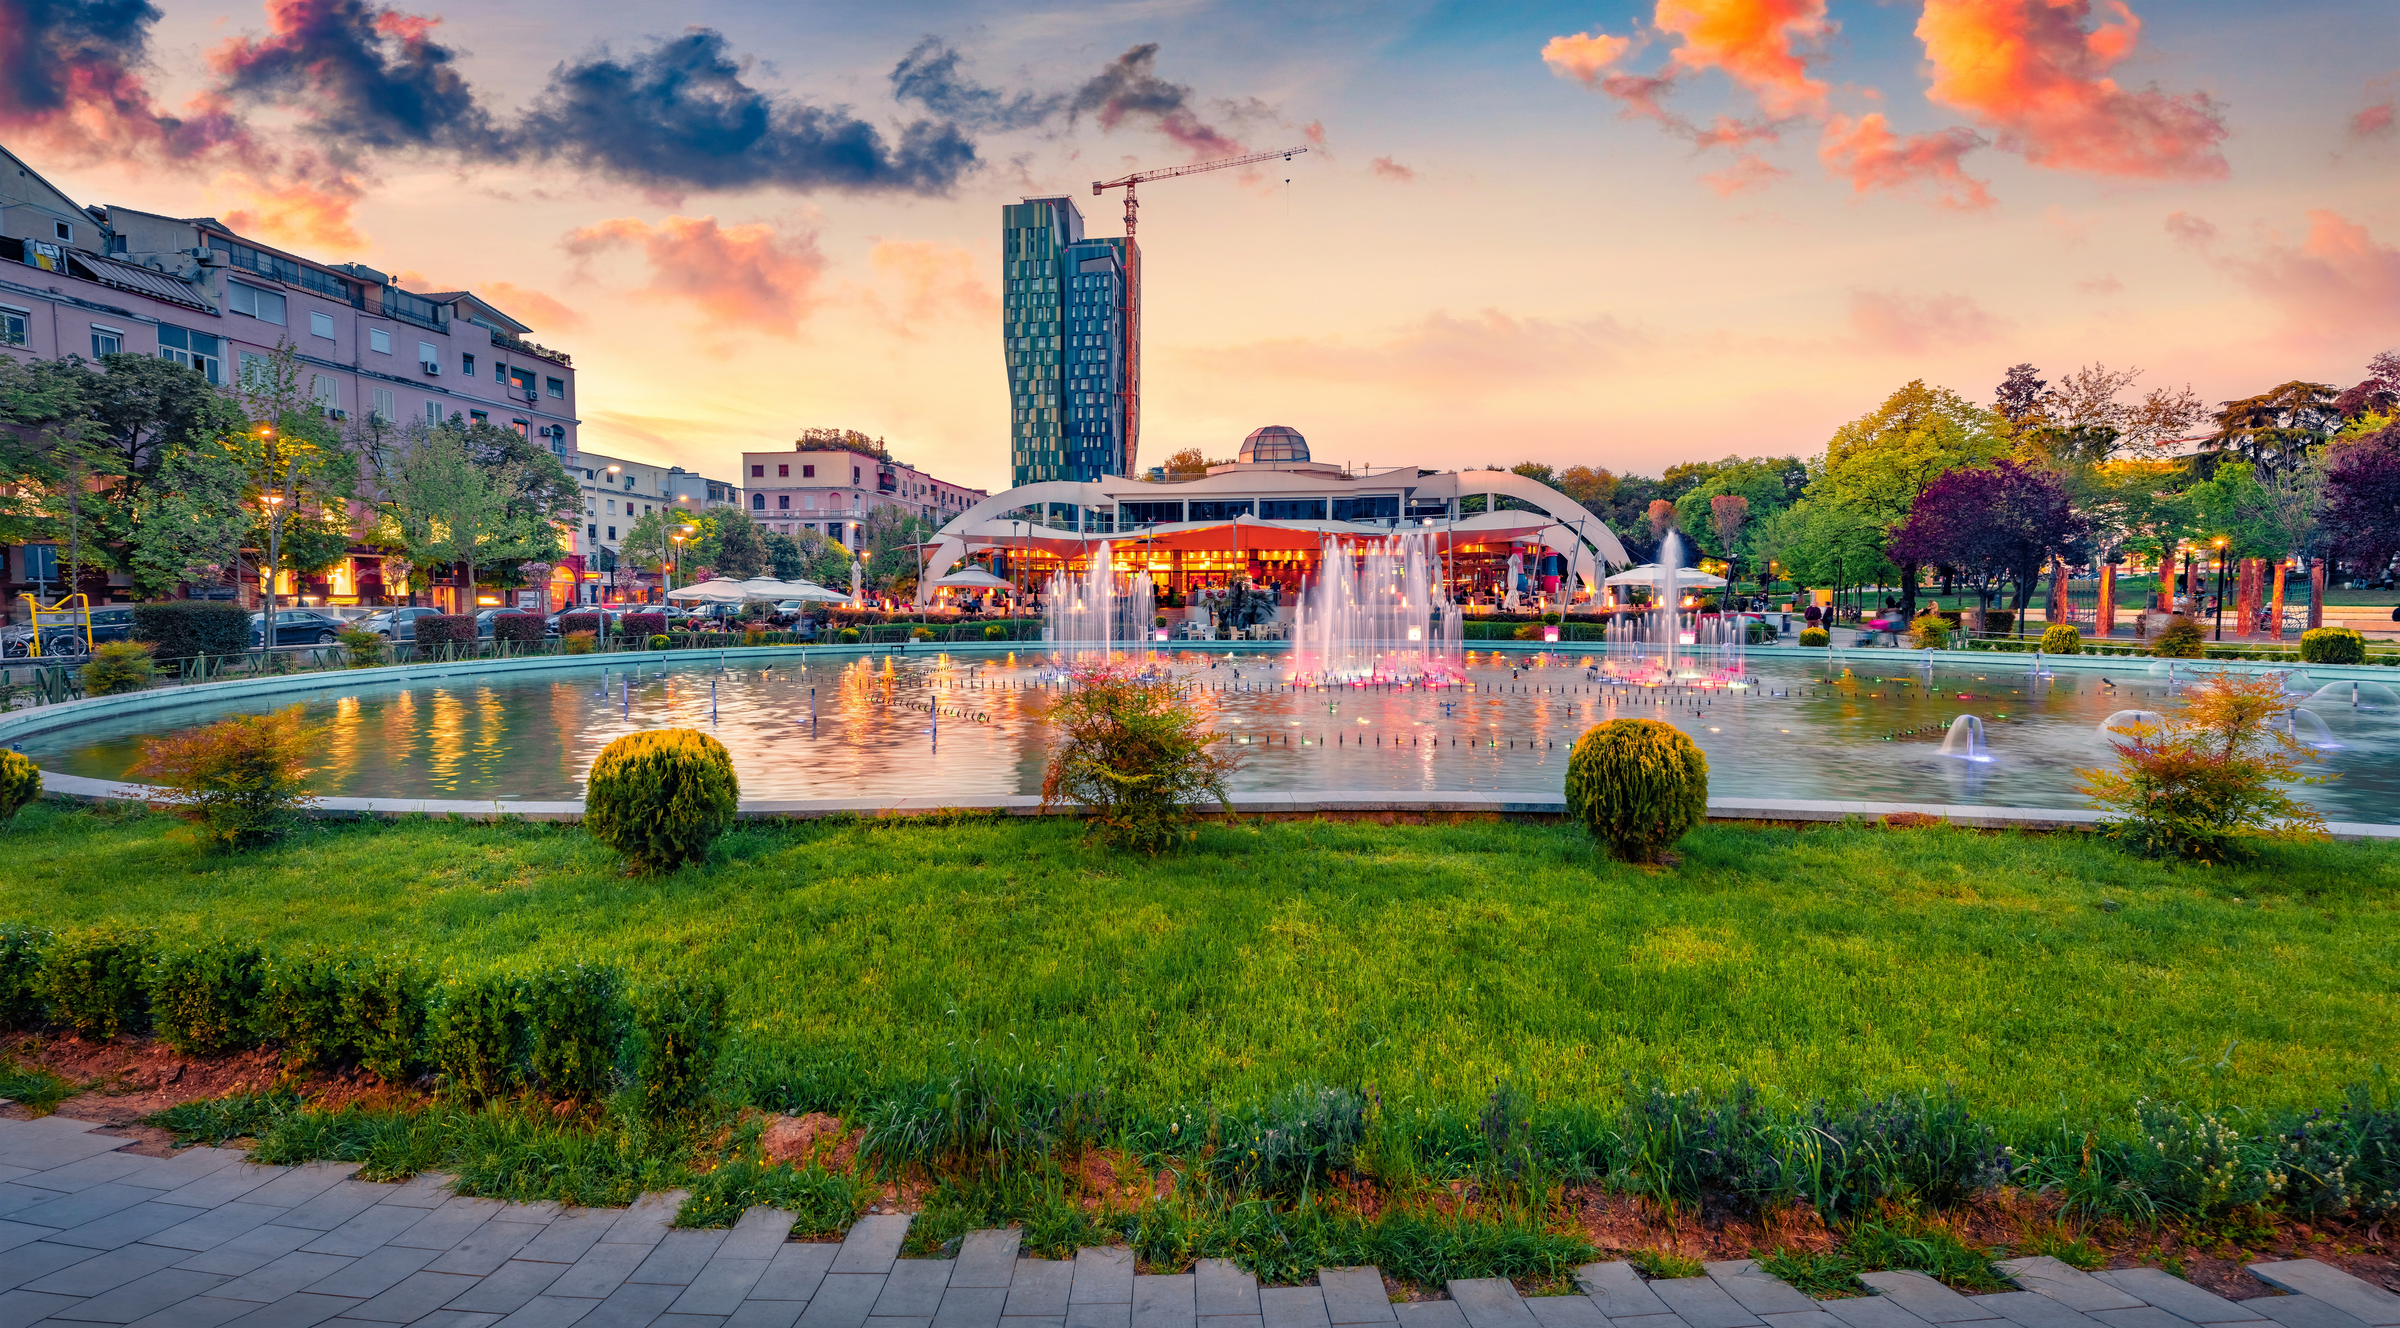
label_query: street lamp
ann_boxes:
[2211,536,2230,640]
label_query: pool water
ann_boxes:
[20,649,2400,821]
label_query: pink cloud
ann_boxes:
[2353,100,2395,140]
[1541,31,1635,85]
[1371,156,1416,183]
[1656,0,1833,120]
[564,216,824,336]
[1702,153,1789,196]
[2077,274,2125,295]
[2164,210,2217,246]
[478,281,586,333]
[1847,289,2005,353]
[867,240,997,330]
[2227,210,2400,333]
[1916,0,2229,181]
[1819,113,1993,210]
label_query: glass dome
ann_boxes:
[1238,425,1310,463]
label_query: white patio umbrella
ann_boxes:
[774,582,853,603]
[665,578,747,601]
[933,568,1012,589]
[1603,563,1728,588]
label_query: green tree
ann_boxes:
[2207,381,2340,477]
[710,508,769,579]
[623,507,714,583]
[212,347,356,626]
[1811,380,2010,617]
[379,424,553,605]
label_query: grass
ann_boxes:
[1757,1247,1866,1297]
[0,1054,75,1114]
[146,1090,299,1146]
[4,801,2397,1129]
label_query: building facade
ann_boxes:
[1003,196,1137,488]
[0,141,585,611]
[739,446,986,547]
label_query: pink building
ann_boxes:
[1,142,582,610]
[740,445,985,547]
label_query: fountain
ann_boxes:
[1936,714,1990,761]
[1290,532,1462,683]
[2097,709,2166,738]
[2309,680,2400,711]
[1042,540,1155,655]
[2287,708,2341,749]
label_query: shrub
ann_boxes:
[2041,623,2083,654]
[2077,670,2326,863]
[79,640,155,695]
[585,729,741,873]
[1542,612,1562,626]
[743,624,770,647]
[132,600,250,660]
[986,624,1009,640]
[562,630,597,655]
[2300,626,2366,664]
[493,613,545,647]
[345,953,435,1084]
[1799,627,1830,647]
[130,706,321,850]
[1564,718,1710,863]
[259,948,357,1068]
[1908,612,1951,649]
[620,612,665,639]
[521,965,623,1101]
[432,973,525,1100]
[559,612,603,637]
[0,750,39,822]
[910,625,935,641]
[339,627,385,668]
[414,614,478,652]
[1984,609,2016,634]
[1039,662,1241,854]
[146,938,265,1055]
[2152,615,2204,658]
[632,974,726,1119]
[648,634,672,650]
[44,925,156,1039]
[0,924,53,1028]
[839,627,861,643]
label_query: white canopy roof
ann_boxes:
[933,568,1013,589]
[1604,563,1728,588]
[664,578,748,601]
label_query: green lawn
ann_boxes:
[5,804,2396,1127]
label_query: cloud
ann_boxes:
[1184,309,1649,391]
[2077,273,2124,295]
[2353,100,2395,140]
[2224,210,2400,332]
[1069,43,1244,158]
[214,163,368,249]
[866,239,997,330]
[1541,30,1634,85]
[2164,210,2216,246]
[524,31,975,196]
[887,37,1062,131]
[1915,0,2229,181]
[1370,156,1415,183]
[477,280,585,333]
[1846,289,2005,353]
[208,0,503,157]
[1702,153,1788,196]
[0,0,253,164]
[1818,112,1992,210]
[1656,0,1832,120]
[563,215,825,336]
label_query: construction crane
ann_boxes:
[1093,144,1310,239]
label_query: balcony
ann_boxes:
[490,327,573,368]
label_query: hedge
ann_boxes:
[559,612,605,637]
[132,600,251,659]
[0,927,723,1112]
[492,613,546,646]
[414,615,478,649]
[620,612,666,639]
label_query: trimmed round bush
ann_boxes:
[1,750,43,822]
[839,626,862,643]
[910,625,935,641]
[1799,626,1830,647]
[559,612,604,637]
[2152,615,2204,658]
[985,624,1009,640]
[586,729,740,873]
[2300,626,2366,664]
[562,630,597,655]
[2040,623,2083,654]
[80,640,156,695]
[1563,718,1710,863]
[648,633,672,650]
[1908,612,1951,649]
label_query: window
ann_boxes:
[606,500,616,514]
[587,523,597,540]
[607,525,616,540]
[239,350,267,385]
[90,326,123,356]
[510,418,529,438]
[777,495,790,509]
[802,464,814,478]
[414,339,434,365]
[369,328,392,354]
[495,361,508,383]
[0,305,25,347]
[156,325,222,383]
[853,466,861,483]
[1186,499,1254,522]
[309,374,337,407]
[373,389,395,420]
[1259,498,1327,521]
[751,493,765,510]
[53,220,72,241]
[470,409,488,424]
[546,376,565,398]
[426,401,442,423]
[227,282,286,325]
[773,464,787,477]
[309,310,334,338]
[461,352,475,376]
[750,464,764,478]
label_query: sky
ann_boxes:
[4,0,2397,492]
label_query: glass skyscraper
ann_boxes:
[1002,196,1139,488]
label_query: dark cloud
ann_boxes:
[0,0,251,159]
[521,30,975,194]
[889,37,1061,131]
[1069,43,1244,156]
[211,0,503,157]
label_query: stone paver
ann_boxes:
[1997,1261,2145,1315]
[1521,1297,1606,1328]
[1857,1273,2002,1325]
[1574,1266,1668,1322]
[1978,1291,2106,1328]
[1709,1264,1818,1318]
[2088,1273,2263,1325]
[1651,1277,1761,1328]
[1192,1265,1256,1321]
[1132,1276,1194,1328]
[1256,1287,1327,1328]
[2250,1298,2372,1328]
[1314,1272,1389,1328]
[2249,1265,2400,1328]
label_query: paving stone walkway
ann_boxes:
[6,1116,2397,1328]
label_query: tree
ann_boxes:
[1510,461,1557,487]
[1995,363,2047,423]
[2207,381,2341,477]
[2013,363,2203,463]
[2323,420,2400,574]
[1553,464,1616,509]
[1709,494,1750,580]
[711,508,769,579]
[1888,461,2087,629]
[380,424,551,606]
[796,427,888,459]
[216,347,356,626]
[623,507,714,581]
[1163,447,1225,477]
[1816,380,2011,618]
[2332,348,2400,420]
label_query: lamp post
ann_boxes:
[2211,536,2229,640]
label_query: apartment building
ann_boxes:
[739,445,986,547]
[0,140,586,609]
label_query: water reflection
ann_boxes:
[16,650,2399,822]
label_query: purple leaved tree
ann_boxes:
[1889,461,2087,636]
[2324,420,2400,575]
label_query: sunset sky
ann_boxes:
[6,0,2397,492]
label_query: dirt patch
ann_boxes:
[2,1033,426,1130]
[761,1112,862,1170]
[1571,1188,1837,1261]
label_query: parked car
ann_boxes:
[357,606,442,640]
[250,608,348,646]
[320,606,381,624]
